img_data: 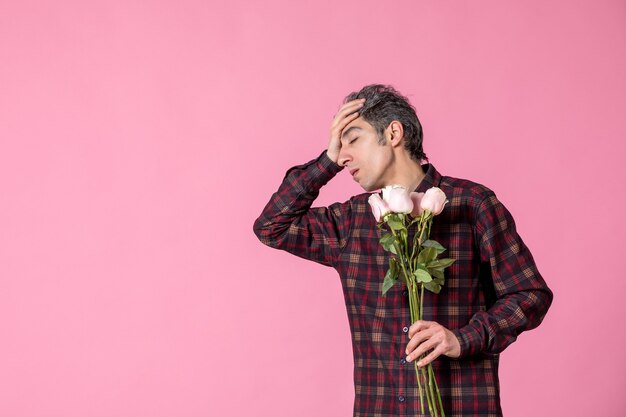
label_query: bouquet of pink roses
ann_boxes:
[368,185,455,417]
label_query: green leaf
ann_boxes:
[414,268,432,283]
[418,247,438,264]
[428,267,444,281]
[383,262,398,296]
[379,233,398,254]
[389,257,398,277]
[380,234,396,251]
[428,258,456,269]
[426,262,445,285]
[424,281,442,294]
[386,217,405,231]
[382,258,400,296]
[422,239,446,254]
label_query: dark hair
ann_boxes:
[344,84,427,162]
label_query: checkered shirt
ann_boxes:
[253,151,553,417]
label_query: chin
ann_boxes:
[356,175,382,192]
[359,182,377,192]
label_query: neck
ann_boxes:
[387,152,426,192]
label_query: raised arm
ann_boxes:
[252,99,365,267]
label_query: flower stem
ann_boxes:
[432,365,445,417]
[415,361,424,414]
[420,284,424,320]
[388,211,445,416]
[424,365,435,415]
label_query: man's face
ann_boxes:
[338,117,394,192]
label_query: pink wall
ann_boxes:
[1,1,625,416]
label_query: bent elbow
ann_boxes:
[252,216,264,240]
[252,216,287,249]
[252,216,271,244]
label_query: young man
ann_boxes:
[253,84,553,417]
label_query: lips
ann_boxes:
[349,169,359,176]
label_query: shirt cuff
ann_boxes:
[284,150,343,183]
[451,322,484,358]
[316,150,344,176]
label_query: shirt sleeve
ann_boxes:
[452,191,553,358]
[252,151,353,268]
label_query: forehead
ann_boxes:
[342,117,375,138]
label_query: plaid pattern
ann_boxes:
[254,151,553,416]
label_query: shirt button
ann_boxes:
[402,326,409,333]
[398,395,406,402]
[400,358,407,365]
[402,289,408,296]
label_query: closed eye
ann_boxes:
[350,137,359,144]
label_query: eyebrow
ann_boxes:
[341,126,362,141]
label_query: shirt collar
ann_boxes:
[414,163,442,193]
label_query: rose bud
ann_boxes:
[382,185,414,214]
[420,187,448,215]
[368,193,391,222]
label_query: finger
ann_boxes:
[415,345,445,368]
[331,107,362,130]
[334,99,365,121]
[405,327,436,355]
[330,111,361,138]
[408,320,434,338]
[339,98,366,111]
[331,108,359,129]
[336,110,361,131]
[408,337,440,362]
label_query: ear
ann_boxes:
[386,121,404,148]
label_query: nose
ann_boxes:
[338,146,352,167]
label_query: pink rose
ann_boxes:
[420,187,448,215]
[368,193,391,222]
[382,185,414,214]
[409,192,425,217]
